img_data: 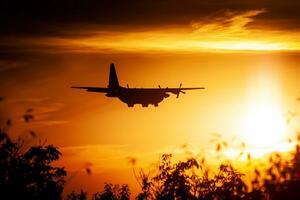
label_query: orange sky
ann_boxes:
[1,52,300,196]
[1,0,300,198]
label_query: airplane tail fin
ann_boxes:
[108,63,120,89]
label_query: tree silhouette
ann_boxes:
[2,103,300,199]
[66,190,87,200]
[93,183,130,200]
[0,131,66,200]
[251,141,300,200]
[135,154,256,200]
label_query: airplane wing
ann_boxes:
[137,87,204,91]
[71,86,108,93]
[134,85,205,98]
[159,87,204,95]
[165,87,205,92]
[130,87,205,92]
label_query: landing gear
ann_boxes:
[142,104,149,107]
[127,104,134,107]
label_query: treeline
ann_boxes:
[1,106,300,199]
[2,126,300,200]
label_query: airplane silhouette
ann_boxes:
[72,63,205,107]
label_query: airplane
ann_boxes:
[72,63,205,107]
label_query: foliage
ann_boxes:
[134,135,300,200]
[0,131,66,200]
[66,190,88,200]
[251,143,300,200]
[136,154,254,200]
[2,106,300,199]
[4,123,300,200]
[93,183,130,200]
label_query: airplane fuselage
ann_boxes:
[106,87,170,107]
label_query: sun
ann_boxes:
[239,66,288,151]
[241,102,287,148]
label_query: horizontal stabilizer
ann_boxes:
[71,86,108,93]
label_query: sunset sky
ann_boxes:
[1,0,300,197]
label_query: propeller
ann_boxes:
[176,83,186,98]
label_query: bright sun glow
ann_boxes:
[239,66,289,155]
[241,102,286,148]
[226,97,291,160]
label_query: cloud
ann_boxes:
[191,9,266,35]
[1,1,300,54]
[22,103,67,127]
[33,120,69,126]
[1,0,300,36]
[8,97,49,103]
[0,98,66,127]
[58,144,130,171]
[42,9,299,52]
[0,60,25,73]
[57,142,216,173]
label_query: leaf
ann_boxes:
[86,167,92,175]
[254,168,260,176]
[241,142,246,148]
[216,143,221,152]
[126,156,137,166]
[29,130,37,138]
[26,108,34,113]
[201,158,205,164]
[247,153,251,161]
[23,114,34,123]
[6,119,12,127]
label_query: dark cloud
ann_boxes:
[1,0,300,38]
[0,1,242,25]
[0,0,300,56]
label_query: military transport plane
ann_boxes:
[72,63,205,107]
